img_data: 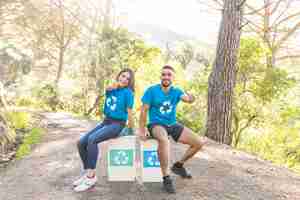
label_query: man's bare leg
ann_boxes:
[172,127,203,178]
[177,127,203,163]
[151,125,175,193]
[152,125,170,177]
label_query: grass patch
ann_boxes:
[6,111,30,130]
[16,127,44,159]
[238,127,300,175]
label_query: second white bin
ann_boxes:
[140,139,162,182]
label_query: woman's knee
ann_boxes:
[87,135,97,146]
[77,139,83,149]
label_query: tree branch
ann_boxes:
[277,54,300,61]
[239,21,249,30]
[245,3,268,17]
[275,20,300,50]
[211,0,223,7]
[237,0,247,10]
[269,0,283,15]
[197,0,223,12]
[271,11,300,29]
[243,18,266,41]
[270,1,293,29]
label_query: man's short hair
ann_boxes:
[162,65,175,72]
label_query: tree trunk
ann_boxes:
[205,0,243,144]
[0,81,8,111]
[86,74,106,116]
[55,46,65,87]
[0,81,13,153]
[263,0,276,69]
[86,94,104,116]
[54,0,65,88]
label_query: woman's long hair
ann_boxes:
[116,68,135,92]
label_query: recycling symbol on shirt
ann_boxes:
[147,151,160,167]
[106,96,117,111]
[113,150,130,165]
[159,101,173,115]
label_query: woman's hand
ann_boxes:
[106,82,119,91]
[127,127,134,135]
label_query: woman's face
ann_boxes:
[117,71,131,87]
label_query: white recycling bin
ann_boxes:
[107,135,136,181]
[140,139,163,182]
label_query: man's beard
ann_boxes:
[161,79,171,87]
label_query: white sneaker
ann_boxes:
[72,174,87,187]
[73,175,97,192]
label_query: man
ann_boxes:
[139,65,204,194]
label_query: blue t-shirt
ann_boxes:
[141,84,184,126]
[104,87,134,121]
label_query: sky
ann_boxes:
[114,0,221,43]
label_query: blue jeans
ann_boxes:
[77,120,124,169]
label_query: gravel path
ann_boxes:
[0,112,299,200]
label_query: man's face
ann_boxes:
[160,68,174,87]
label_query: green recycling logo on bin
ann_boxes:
[109,149,133,166]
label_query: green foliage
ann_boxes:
[95,27,161,72]
[239,101,300,174]
[16,127,43,159]
[239,38,264,73]
[6,111,30,130]
[1,111,31,151]
[279,106,300,125]
[253,68,296,103]
[15,96,43,109]
[15,97,35,107]
[0,44,32,85]
[237,37,295,104]
[177,105,205,134]
[239,127,300,173]
[177,68,210,133]
[58,92,87,115]
[233,37,297,147]
[0,122,16,149]
[81,27,162,118]
[34,84,60,111]
[36,84,57,100]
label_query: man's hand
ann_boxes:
[186,92,195,103]
[139,104,150,141]
[138,127,149,141]
[181,92,195,103]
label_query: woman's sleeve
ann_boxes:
[126,90,134,109]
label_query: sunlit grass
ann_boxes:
[16,128,44,159]
[6,111,31,130]
[238,127,300,174]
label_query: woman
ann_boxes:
[73,68,135,192]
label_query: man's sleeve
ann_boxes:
[141,87,152,105]
[176,88,184,103]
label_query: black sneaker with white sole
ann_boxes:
[162,176,176,194]
[171,164,192,179]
